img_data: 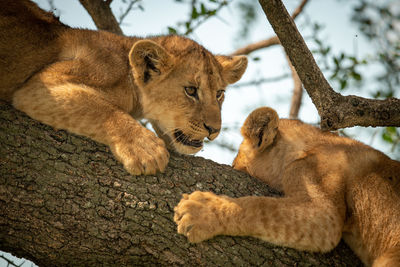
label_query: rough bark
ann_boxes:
[0,101,363,266]
[78,0,123,35]
[258,0,400,130]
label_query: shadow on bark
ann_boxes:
[0,101,362,266]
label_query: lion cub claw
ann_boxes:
[174,191,235,243]
[110,127,169,176]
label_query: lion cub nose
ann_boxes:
[204,123,220,139]
[204,123,219,135]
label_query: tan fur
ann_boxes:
[175,107,400,266]
[0,0,247,175]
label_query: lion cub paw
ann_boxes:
[110,127,169,175]
[174,191,233,243]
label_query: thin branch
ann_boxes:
[231,0,309,56]
[287,54,303,119]
[291,0,309,20]
[231,36,280,56]
[79,0,123,35]
[258,0,400,130]
[0,255,19,267]
[230,73,291,88]
[118,0,141,25]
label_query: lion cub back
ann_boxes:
[0,0,66,100]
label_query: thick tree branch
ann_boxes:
[258,0,400,130]
[231,0,309,56]
[0,101,363,266]
[79,0,123,35]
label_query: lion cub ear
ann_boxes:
[241,107,279,152]
[216,55,248,84]
[129,40,174,86]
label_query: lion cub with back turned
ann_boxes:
[175,107,400,266]
[0,0,247,175]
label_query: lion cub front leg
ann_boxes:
[174,191,343,252]
[13,79,169,175]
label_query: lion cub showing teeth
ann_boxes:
[0,0,247,175]
[175,107,400,266]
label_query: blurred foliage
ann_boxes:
[234,1,258,45]
[350,0,400,155]
[168,0,230,35]
[351,0,400,99]
[309,21,367,91]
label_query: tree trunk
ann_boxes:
[78,0,123,35]
[0,101,362,266]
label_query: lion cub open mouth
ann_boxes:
[174,130,203,148]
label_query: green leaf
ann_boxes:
[382,127,399,144]
[352,71,362,81]
[382,132,393,143]
[167,27,177,34]
[207,10,216,16]
[387,127,397,134]
[340,79,347,90]
[333,57,339,66]
[200,3,207,15]
[191,6,199,19]
[373,91,381,98]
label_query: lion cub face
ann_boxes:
[129,38,247,154]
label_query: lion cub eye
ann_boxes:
[216,90,225,101]
[184,86,199,100]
